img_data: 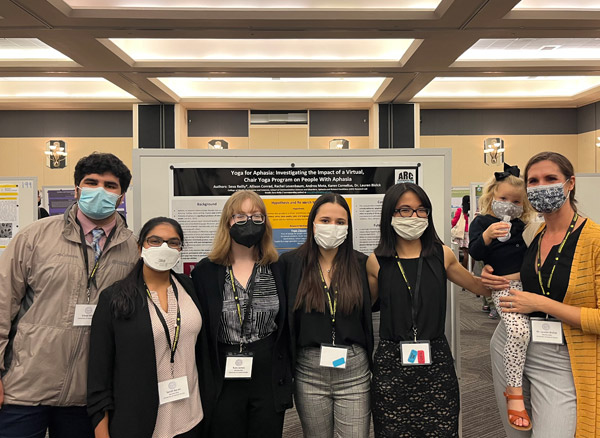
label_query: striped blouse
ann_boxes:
[218,264,279,345]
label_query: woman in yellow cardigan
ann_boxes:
[483,151,600,438]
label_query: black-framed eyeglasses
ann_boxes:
[232,213,266,225]
[393,207,430,218]
[146,236,183,249]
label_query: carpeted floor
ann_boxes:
[282,290,507,438]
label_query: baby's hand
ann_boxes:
[483,222,510,241]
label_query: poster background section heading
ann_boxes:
[173,167,405,197]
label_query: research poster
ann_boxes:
[170,164,423,275]
[0,183,21,255]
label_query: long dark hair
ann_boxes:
[110,217,184,319]
[374,183,442,258]
[461,195,470,214]
[294,193,363,315]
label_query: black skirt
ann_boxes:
[372,337,460,437]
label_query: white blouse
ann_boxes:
[148,277,203,438]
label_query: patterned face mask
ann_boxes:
[526,181,568,214]
[491,200,523,220]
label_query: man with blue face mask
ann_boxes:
[0,152,139,438]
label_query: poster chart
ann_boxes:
[170,165,421,275]
[133,149,455,369]
[43,186,127,217]
[0,178,37,255]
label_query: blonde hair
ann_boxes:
[208,190,278,266]
[479,174,535,223]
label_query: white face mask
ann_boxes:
[391,217,429,241]
[313,223,348,250]
[141,243,181,272]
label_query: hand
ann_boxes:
[0,377,4,407]
[499,289,542,314]
[480,265,510,291]
[483,222,510,241]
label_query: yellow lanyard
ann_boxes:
[318,264,338,344]
[536,212,578,296]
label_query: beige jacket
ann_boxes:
[0,204,139,406]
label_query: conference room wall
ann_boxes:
[419,134,580,187]
[3,137,133,189]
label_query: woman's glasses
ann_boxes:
[231,213,266,225]
[145,235,183,249]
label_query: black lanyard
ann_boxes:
[318,264,338,345]
[396,255,423,342]
[229,264,258,352]
[76,220,116,303]
[146,277,181,377]
[536,212,578,296]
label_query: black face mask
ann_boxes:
[229,221,266,248]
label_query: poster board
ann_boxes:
[133,148,459,362]
[576,173,600,223]
[0,177,37,255]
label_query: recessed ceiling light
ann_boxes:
[0,77,135,99]
[457,38,600,62]
[513,0,600,10]
[66,0,441,10]
[414,76,600,99]
[0,38,72,61]
[107,38,415,63]
[155,77,387,99]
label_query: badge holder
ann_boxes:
[225,344,254,379]
[400,340,432,366]
[319,343,348,369]
[530,316,564,345]
[158,375,190,405]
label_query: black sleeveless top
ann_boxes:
[376,244,447,342]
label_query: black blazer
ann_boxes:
[279,249,374,368]
[87,271,215,438]
[190,258,293,413]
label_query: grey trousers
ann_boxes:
[490,321,577,438]
[294,345,371,438]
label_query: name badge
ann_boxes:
[224,354,253,379]
[400,341,432,366]
[158,376,190,405]
[319,344,348,369]
[530,317,564,345]
[73,304,97,326]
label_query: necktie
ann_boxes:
[91,228,105,262]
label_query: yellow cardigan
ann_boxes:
[563,218,600,438]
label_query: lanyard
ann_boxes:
[318,264,338,345]
[396,255,423,341]
[229,264,258,352]
[536,212,578,297]
[146,277,180,377]
[76,220,116,303]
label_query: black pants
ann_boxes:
[210,336,284,438]
[0,405,93,438]
[175,421,202,438]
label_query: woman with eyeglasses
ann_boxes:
[87,217,214,438]
[191,190,293,438]
[280,193,374,437]
[366,183,488,437]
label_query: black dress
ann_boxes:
[372,244,459,438]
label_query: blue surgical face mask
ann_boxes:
[77,186,121,220]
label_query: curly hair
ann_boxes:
[479,174,535,223]
[74,152,132,193]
